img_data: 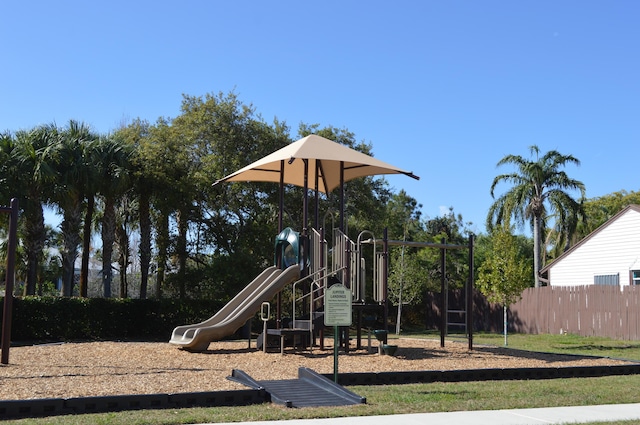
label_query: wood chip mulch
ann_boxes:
[0,338,634,401]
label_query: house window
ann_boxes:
[633,271,640,286]
[594,274,619,286]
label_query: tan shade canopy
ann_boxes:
[214,134,419,193]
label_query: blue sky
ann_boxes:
[2,1,639,235]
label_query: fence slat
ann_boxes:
[507,285,639,340]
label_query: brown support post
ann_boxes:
[440,237,446,348]
[467,234,475,350]
[319,227,325,350]
[277,160,284,329]
[383,228,389,340]
[2,198,19,365]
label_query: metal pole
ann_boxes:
[277,160,284,329]
[302,159,309,280]
[314,161,319,230]
[467,234,475,350]
[440,237,446,348]
[2,198,19,365]
[279,160,284,232]
[303,158,308,234]
[333,325,339,383]
[339,162,344,232]
[383,228,389,334]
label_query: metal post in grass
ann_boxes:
[440,237,446,348]
[467,233,474,350]
[1,198,18,365]
[325,284,352,383]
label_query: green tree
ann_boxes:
[422,208,473,292]
[94,134,132,298]
[53,121,99,296]
[116,119,153,299]
[137,118,176,298]
[476,225,532,345]
[382,190,424,333]
[576,190,640,239]
[10,125,59,295]
[487,145,585,287]
[78,136,101,298]
[171,91,291,298]
[115,192,137,298]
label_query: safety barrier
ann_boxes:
[4,364,640,419]
[0,389,265,419]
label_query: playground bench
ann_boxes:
[266,328,311,355]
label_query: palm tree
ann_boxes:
[115,119,153,299]
[54,120,97,297]
[544,197,586,262]
[94,134,132,298]
[78,137,101,298]
[11,125,59,295]
[487,145,585,287]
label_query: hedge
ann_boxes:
[0,297,226,342]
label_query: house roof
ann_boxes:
[540,204,640,276]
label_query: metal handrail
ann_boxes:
[291,266,346,329]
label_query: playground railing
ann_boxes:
[332,229,357,290]
[291,266,347,332]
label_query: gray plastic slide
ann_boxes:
[169,265,300,352]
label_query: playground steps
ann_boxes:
[228,367,366,408]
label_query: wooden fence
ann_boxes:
[508,285,640,340]
[416,285,640,340]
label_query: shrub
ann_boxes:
[0,296,224,342]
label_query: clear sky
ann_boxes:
[2,1,638,235]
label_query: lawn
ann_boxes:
[4,333,640,425]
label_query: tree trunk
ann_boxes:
[101,198,116,298]
[503,304,508,346]
[138,192,151,299]
[79,195,95,297]
[23,201,45,296]
[60,202,82,297]
[155,211,169,299]
[533,215,541,288]
[116,223,129,298]
[176,208,188,299]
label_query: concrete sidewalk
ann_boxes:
[203,403,640,425]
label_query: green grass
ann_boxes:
[5,332,640,425]
[6,375,640,425]
[471,332,640,361]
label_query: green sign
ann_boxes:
[324,284,352,326]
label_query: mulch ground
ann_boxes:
[0,338,634,400]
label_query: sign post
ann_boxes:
[324,284,352,383]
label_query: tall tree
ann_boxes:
[116,119,153,299]
[94,134,132,298]
[115,192,137,298]
[78,136,102,298]
[54,121,98,297]
[575,190,640,240]
[487,145,585,287]
[476,225,532,345]
[170,91,289,298]
[10,125,58,295]
[384,190,425,333]
[140,117,184,298]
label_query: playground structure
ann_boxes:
[170,134,474,353]
[170,222,475,353]
[169,265,300,351]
